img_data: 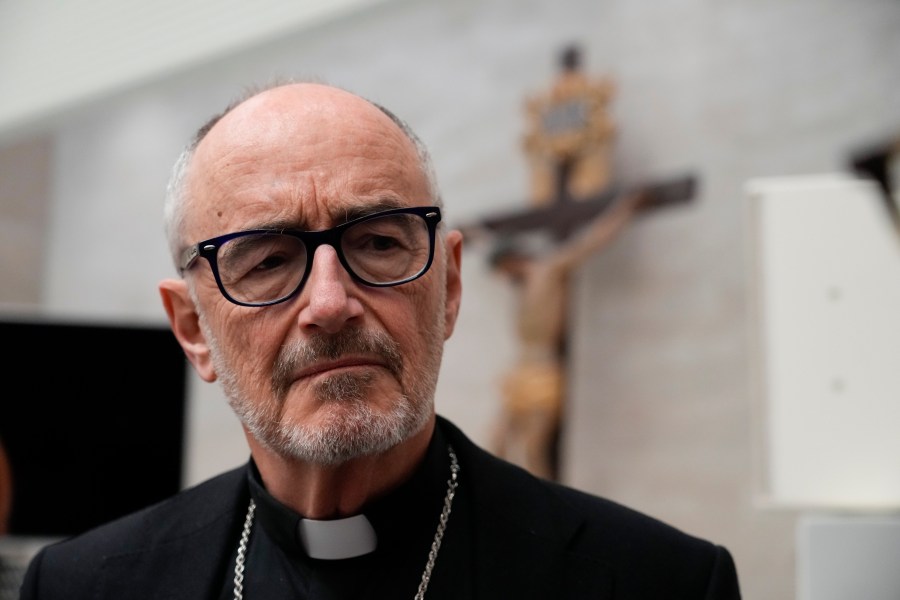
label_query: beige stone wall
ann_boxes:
[0,137,51,308]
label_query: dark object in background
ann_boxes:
[849,136,900,230]
[0,317,187,539]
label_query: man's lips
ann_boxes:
[293,356,389,380]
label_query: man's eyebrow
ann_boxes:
[248,218,299,232]
[338,198,408,223]
[246,198,411,232]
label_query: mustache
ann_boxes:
[272,328,404,396]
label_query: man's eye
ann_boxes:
[369,235,402,251]
[253,253,290,271]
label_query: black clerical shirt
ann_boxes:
[217,424,473,599]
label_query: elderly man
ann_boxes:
[19,82,741,599]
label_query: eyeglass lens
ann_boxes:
[216,211,432,305]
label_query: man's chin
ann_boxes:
[274,398,425,465]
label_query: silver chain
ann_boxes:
[415,445,459,600]
[233,497,256,600]
[233,445,460,600]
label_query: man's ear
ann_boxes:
[159,278,217,382]
[442,229,463,340]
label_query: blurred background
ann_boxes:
[1,1,899,599]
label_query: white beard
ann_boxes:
[197,289,446,465]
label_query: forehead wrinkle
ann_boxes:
[338,197,408,222]
[243,196,413,234]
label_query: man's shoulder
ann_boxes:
[21,465,247,595]
[469,438,712,549]
[438,416,735,565]
[543,478,718,552]
[438,417,740,597]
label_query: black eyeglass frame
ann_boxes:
[179,205,442,307]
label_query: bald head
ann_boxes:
[164,81,440,268]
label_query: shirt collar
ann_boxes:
[246,424,450,561]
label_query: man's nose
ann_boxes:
[295,244,364,333]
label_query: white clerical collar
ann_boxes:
[297,514,377,560]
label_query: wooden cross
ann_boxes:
[463,172,698,243]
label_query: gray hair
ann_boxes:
[163,80,443,271]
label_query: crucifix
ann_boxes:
[458,44,697,480]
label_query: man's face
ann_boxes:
[177,84,462,465]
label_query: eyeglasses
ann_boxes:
[180,206,441,307]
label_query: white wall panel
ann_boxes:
[747,175,900,508]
